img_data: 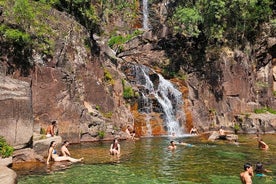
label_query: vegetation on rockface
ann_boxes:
[108,29,143,53]
[103,68,114,85]
[35,0,140,35]
[171,0,275,45]
[122,79,134,99]
[0,137,14,158]
[98,130,105,139]
[254,107,276,114]
[0,0,58,75]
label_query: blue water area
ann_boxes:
[15,134,276,184]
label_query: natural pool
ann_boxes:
[14,134,276,184]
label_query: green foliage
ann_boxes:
[172,0,274,44]
[271,19,276,28]
[0,137,14,158]
[102,112,113,119]
[254,107,276,114]
[13,0,35,30]
[108,30,143,51]
[0,25,31,45]
[95,105,100,111]
[40,128,46,135]
[172,7,202,37]
[233,123,240,134]
[256,81,269,88]
[104,69,114,85]
[122,79,134,99]
[98,131,105,139]
[254,108,267,114]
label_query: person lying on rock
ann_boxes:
[46,141,83,164]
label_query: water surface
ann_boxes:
[15,134,276,184]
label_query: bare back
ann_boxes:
[240,172,252,184]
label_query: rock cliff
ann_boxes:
[0,1,276,151]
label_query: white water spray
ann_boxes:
[135,65,185,136]
[143,0,150,30]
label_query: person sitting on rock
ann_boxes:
[126,125,136,140]
[60,140,71,157]
[218,126,227,140]
[46,120,57,137]
[190,127,199,135]
[46,141,83,164]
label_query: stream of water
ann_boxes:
[14,134,276,184]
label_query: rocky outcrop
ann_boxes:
[12,148,44,163]
[32,135,62,157]
[0,76,33,149]
[235,113,276,133]
[0,166,17,184]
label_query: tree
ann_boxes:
[172,7,203,38]
[13,0,34,30]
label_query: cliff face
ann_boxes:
[0,5,133,147]
[0,1,276,148]
[0,76,32,148]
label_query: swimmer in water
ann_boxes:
[178,141,194,147]
[254,162,272,177]
[168,141,177,150]
[240,163,253,184]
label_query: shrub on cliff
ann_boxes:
[0,137,14,158]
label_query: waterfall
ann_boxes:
[143,0,149,30]
[134,65,185,136]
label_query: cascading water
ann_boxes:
[142,0,150,30]
[134,65,185,136]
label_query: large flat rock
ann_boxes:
[0,166,17,184]
[0,76,33,149]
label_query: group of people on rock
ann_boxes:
[46,140,83,164]
[45,120,124,165]
[45,121,83,165]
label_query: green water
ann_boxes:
[15,134,276,184]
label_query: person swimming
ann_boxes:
[168,141,177,150]
[178,141,194,147]
[255,162,272,177]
